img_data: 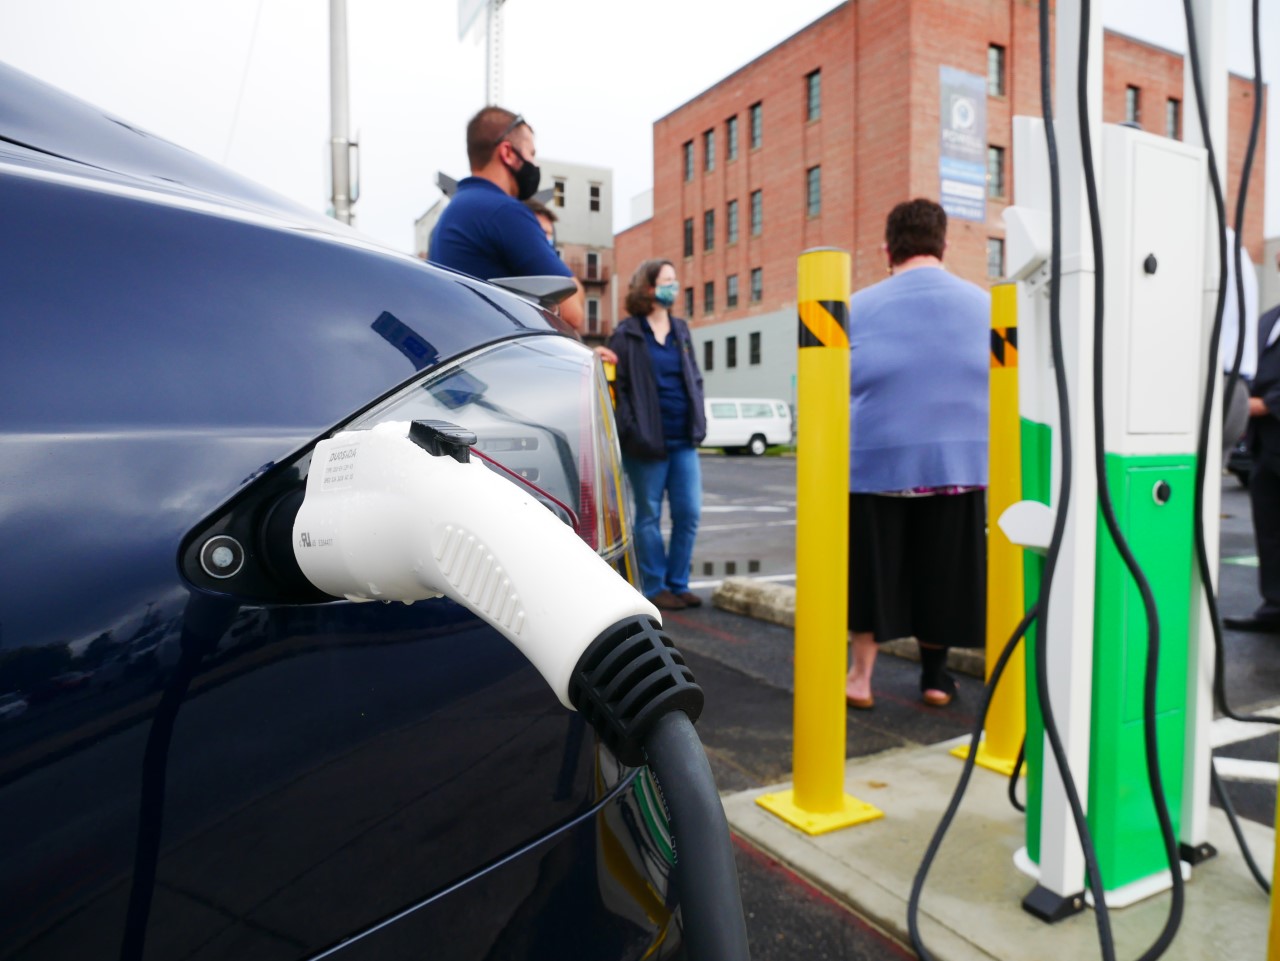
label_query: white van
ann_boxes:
[701,398,793,456]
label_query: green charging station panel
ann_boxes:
[1021,421,1193,892]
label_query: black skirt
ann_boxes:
[847,490,986,648]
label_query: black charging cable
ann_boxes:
[909,5,1121,959]
[1185,0,1278,734]
[1009,738,1027,813]
[1077,0,1186,949]
[1182,0,1276,899]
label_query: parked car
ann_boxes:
[701,397,794,455]
[0,62,676,961]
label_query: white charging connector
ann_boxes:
[292,420,659,708]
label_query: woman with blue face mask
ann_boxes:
[608,260,707,610]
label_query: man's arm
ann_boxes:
[559,278,586,331]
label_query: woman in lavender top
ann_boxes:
[844,199,990,709]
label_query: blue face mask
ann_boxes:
[654,283,679,307]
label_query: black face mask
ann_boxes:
[505,147,541,201]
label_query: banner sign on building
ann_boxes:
[938,66,988,222]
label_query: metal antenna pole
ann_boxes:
[329,0,353,225]
[485,0,504,106]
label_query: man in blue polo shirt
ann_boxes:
[430,106,586,333]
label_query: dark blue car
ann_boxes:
[0,63,682,960]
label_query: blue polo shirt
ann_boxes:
[428,177,573,282]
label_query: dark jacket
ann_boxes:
[1249,304,1280,473]
[608,314,706,460]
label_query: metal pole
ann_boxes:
[953,282,1026,776]
[329,0,353,225]
[485,0,504,106]
[756,247,882,836]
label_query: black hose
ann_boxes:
[1009,738,1026,813]
[1225,0,1263,432]
[1185,0,1275,899]
[1210,757,1272,894]
[909,5,1119,958]
[1077,0,1184,951]
[1183,0,1280,733]
[908,603,1038,960]
[642,711,750,961]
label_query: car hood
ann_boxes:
[0,60,332,227]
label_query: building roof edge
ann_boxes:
[653,2,850,125]
[1105,26,1267,87]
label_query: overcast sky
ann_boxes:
[2,0,1276,254]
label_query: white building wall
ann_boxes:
[536,159,612,248]
[414,197,447,260]
[691,307,798,408]
[630,189,654,227]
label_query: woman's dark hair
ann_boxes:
[625,259,675,318]
[884,198,948,265]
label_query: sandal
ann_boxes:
[919,647,957,707]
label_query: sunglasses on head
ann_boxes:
[493,113,526,146]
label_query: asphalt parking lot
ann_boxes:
[664,453,1278,960]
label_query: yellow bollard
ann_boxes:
[756,247,883,835]
[952,282,1026,775]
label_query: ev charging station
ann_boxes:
[998,0,1228,919]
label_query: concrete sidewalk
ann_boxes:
[723,738,1275,961]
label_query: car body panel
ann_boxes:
[0,64,674,960]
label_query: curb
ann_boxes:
[711,577,985,679]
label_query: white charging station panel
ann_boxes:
[1103,126,1207,451]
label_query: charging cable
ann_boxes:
[290,419,750,961]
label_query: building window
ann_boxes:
[1125,85,1141,125]
[703,128,715,172]
[750,189,763,235]
[750,267,763,302]
[805,69,821,121]
[749,331,761,365]
[987,237,1005,279]
[727,274,739,308]
[1166,98,1181,139]
[727,199,739,245]
[683,141,694,182]
[704,209,715,251]
[749,101,763,149]
[684,286,694,318]
[987,145,1005,199]
[806,166,821,217]
[726,335,738,368]
[987,44,1006,96]
[704,281,715,314]
[703,340,714,371]
[683,218,694,257]
[726,115,739,161]
[586,251,599,280]
[589,183,601,212]
[586,298,600,333]
[553,179,566,208]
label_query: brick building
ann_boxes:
[615,0,1267,401]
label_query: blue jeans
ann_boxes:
[624,444,702,598]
